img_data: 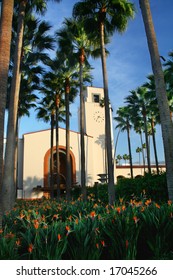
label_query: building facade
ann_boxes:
[17,86,115,198]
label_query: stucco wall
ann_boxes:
[22,128,94,198]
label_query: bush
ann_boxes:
[115,172,168,203]
[1,197,173,260]
[71,173,168,204]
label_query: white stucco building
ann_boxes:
[17,86,115,198]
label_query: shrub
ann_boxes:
[1,197,173,260]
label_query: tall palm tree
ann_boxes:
[123,154,129,165]
[139,0,173,200]
[39,68,66,198]
[56,17,94,200]
[114,106,133,178]
[0,0,14,227]
[143,74,160,174]
[36,91,66,198]
[116,154,122,165]
[132,115,146,169]
[2,0,60,212]
[7,18,52,193]
[136,147,142,165]
[125,87,151,173]
[73,0,135,204]
[53,54,79,200]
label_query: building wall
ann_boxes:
[22,128,94,198]
[84,87,116,183]
[116,165,166,179]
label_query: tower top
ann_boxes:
[84,86,104,103]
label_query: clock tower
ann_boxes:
[82,86,115,183]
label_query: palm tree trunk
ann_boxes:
[100,19,115,204]
[127,126,133,178]
[151,118,159,174]
[79,48,86,200]
[55,94,60,199]
[143,111,151,173]
[0,0,14,228]
[65,78,71,201]
[140,133,146,171]
[14,117,19,202]
[50,110,54,199]
[114,127,121,161]
[139,0,173,200]
[2,0,26,213]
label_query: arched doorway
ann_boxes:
[44,146,76,195]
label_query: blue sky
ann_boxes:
[17,0,173,163]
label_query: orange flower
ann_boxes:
[133,216,140,224]
[116,207,121,214]
[66,225,70,232]
[68,215,72,221]
[20,213,25,219]
[57,234,61,241]
[28,244,34,253]
[119,198,123,204]
[16,239,21,246]
[43,225,48,229]
[90,211,96,218]
[33,219,39,229]
[101,240,106,247]
[75,218,79,224]
[0,229,3,234]
[5,232,15,239]
[52,214,58,220]
[168,200,172,206]
[41,214,46,222]
[96,243,99,249]
[155,203,160,209]
[122,205,126,211]
[145,199,152,206]
[125,240,129,249]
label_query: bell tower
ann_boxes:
[83,86,115,183]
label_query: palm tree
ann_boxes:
[3,6,56,211]
[54,54,79,200]
[164,51,173,92]
[73,0,135,205]
[37,104,55,199]
[125,87,151,174]
[36,89,66,198]
[143,74,160,174]
[116,154,122,165]
[136,147,142,165]
[7,18,54,190]
[139,0,173,200]
[56,18,94,200]
[39,68,66,198]
[114,127,121,161]
[114,106,133,178]
[0,0,14,227]
[164,51,173,119]
[132,115,146,170]
[123,154,129,165]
